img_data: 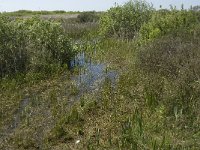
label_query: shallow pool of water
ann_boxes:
[69,51,118,95]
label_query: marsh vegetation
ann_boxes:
[0,0,200,149]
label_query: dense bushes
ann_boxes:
[99,0,200,42]
[139,9,200,44]
[0,17,28,76]
[99,0,154,39]
[0,16,74,77]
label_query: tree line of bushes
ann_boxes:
[2,10,78,17]
[99,0,200,41]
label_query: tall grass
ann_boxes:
[62,21,99,39]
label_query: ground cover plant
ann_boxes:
[1,0,200,149]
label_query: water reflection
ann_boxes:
[69,51,117,95]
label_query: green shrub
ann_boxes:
[0,16,74,77]
[99,0,154,39]
[24,17,74,72]
[0,16,29,76]
[139,9,199,44]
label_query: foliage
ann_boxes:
[0,16,29,76]
[99,0,154,39]
[0,16,74,77]
[139,9,200,44]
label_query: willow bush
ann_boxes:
[0,16,74,77]
[99,0,154,39]
[0,16,28,77]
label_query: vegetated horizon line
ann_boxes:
[0,9,105,14]
[1,3,199,14]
